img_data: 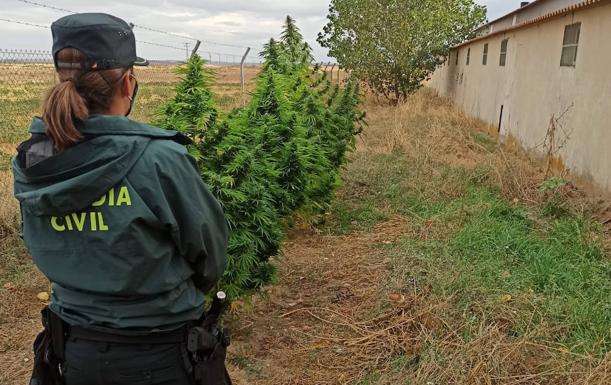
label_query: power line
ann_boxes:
[127,24,197,43]
[0,17,186,52]
[16,0,255,51]
[0,17,48,29]
[17,0,72,13]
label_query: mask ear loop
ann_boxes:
[127,73,137,101]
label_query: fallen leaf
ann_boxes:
[388,293,407,305]
[388,293,402,302]
[501,271,511,278]
[37,292,50,302]
[499,294,512,303]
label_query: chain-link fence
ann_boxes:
[0,49,259,148]
[0,49,180,145]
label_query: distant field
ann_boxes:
[0,64,260,147]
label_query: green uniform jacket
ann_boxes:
[12,115,228,331]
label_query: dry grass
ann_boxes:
[229,217,610,385]
[360,89,539,201]
[0,170,19,239]
[361,88,611,226]
[226,88,610,385]
[1,73,609,385]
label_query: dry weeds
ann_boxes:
[225,88,610,385]
[360,89,611,226]
[0,170,19,238]
[229,217,609,385]
[0,75,609,385]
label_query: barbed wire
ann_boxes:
[129,24,250,50]
[137,40,187,51]
[15,0,256,52]
[0,17,48,29]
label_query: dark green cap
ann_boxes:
[51,13,149,71]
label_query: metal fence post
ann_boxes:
[190,40,201,59]
[240,47,252,104]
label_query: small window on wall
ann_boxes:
[455,50,459,65]
[483,43,489,65]
[499,39,508,66]
[466,48,471,65]
[561,23,581,67]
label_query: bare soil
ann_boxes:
[228,217,411,385]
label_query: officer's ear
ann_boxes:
[119,68,135,98]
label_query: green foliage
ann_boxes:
[280,16,314,67]
[447,190,609,354]
[155,54,217,150]
[540,176,568,192]
[329,151,610,355]
[158,18,365,297]
[199,114,285,296]
[539,177,570,218]
[318,0,487,101]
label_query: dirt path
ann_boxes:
[228,218,410,385]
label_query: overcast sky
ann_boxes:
[1,0,521,62]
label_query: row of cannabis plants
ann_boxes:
[157,17,365,297]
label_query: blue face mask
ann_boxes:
[126,74,139,117]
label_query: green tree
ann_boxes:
[317,0,487,101]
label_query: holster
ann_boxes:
[187,325,232,385]
[30,307,65,385]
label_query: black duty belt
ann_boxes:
[69,325,187,345]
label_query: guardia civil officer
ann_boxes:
[12,13,229,385]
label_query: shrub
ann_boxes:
[158,17,365,297]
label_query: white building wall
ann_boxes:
[430,4,611,190]
[487,0,582,31]
[515,0,581,23]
